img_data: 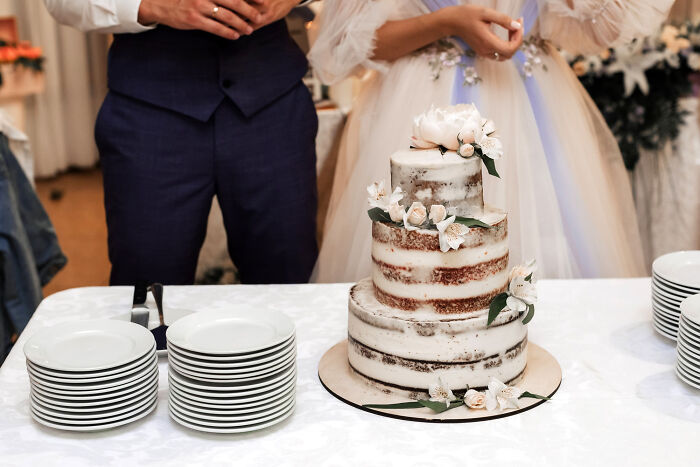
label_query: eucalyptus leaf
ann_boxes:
[487,292,509,326]
[519,391,550,401]
[524,272,533,282]
[438,145,448,155]
[418,399,465,413]
[454,216,492,229]
[478,154,501,178]
[362,401,425,410]
[522,304,535,324]
[367,207,393,223]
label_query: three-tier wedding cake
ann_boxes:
[346,104,534,396]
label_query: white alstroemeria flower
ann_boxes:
[481,118,496,135]
[605,41,664,96]
[368,182,404,212]
[485,378,523,411]
[412,104,483,150]
[403,202,427,230]
[428,377,456,408]
[388,203,405,223]
[464,389,487,409]
[436,216,468,252]
[508,259,538,284]
[478,134,504,160]
[458,143,475,158]
[428,205,447,224]
[506,275,538,312]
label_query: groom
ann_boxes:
[44,0,318,285]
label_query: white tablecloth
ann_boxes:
[0,279,699,466]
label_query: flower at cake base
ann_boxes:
[367,181,404,212]
[436,216,468,252]
[388,202,405,223]
[403,202,427,231]
[464,389,487,410]
[428,377,456,408]
[428,204,447,224]
[485,378,523,411]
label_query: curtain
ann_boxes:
[12,0,108,178]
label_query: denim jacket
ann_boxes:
[0,134,66,362]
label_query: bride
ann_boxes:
[310,0,671,281]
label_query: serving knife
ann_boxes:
[130,281,150,328]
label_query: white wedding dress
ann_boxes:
[309,0,672,282]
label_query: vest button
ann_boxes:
[221,79,232,88]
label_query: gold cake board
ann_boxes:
[318,340,561,423]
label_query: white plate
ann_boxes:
[168,376,296,406]
[169,392,295,422]
[653,310,679,329]
[169,398,295,427]
[31,379,158,411]
[676,356,700,378]
[167,338,296,369]
[168,369,296,398]
[652,320,677,340]
[675,365,700,389]
[680,294,700,326]
[30,398,157,432]
[31,369,158,402]
[169,401,295,434]
[31,393,158,426]
[652,289,682,307]
[680,318,700,340]
[24,320,155,372]
[677,349,700,369]
[678,327,700,348]
[167,334,296,363]
[28,358,157,391]
[652,282,689,302]
[30,364,158,396]
[680,312,700,334]
[653,251,700,289]
[653,273,700,294]
[166,309,295,355]
[169,386,294,414]
[168,364,296,392]
[31,390,157,420]
[677,342,700,363]
[27,346,156,380]
[652,301,679,320]
[27,351,156,384]
[168,351,296,381]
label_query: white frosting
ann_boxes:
[372,237,509,269]
[372,267,508,300]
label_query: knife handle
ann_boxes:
[133,280,149,306]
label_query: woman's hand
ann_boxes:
[438,5,523,60]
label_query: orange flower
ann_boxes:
[0,46,19,62]
[17,46,42,60]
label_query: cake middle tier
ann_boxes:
[371,208,508,314]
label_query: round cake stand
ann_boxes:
[318,340,561,423]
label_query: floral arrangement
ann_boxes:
[364,376,548,414]
[0,40,44,87]
[567,23,700,170]
[488,259,538,326]
[410,104,503,177]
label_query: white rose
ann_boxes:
[412,104,483,151]
[458,143,474,158]
[428,205,447,224]
[403,202,427,230]
[388,203,405,223]
[464,389,487,409]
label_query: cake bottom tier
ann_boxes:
[348,278,528,391]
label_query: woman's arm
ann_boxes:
[372,5,523,62]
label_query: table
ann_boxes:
[0,279,698,466]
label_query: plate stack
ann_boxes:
[166,309,297,433]
[651,251,700,340]
[23,320,158,432]
[677,294,700,389]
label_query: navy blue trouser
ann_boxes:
[95,84,318,285]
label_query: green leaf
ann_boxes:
[454,216,492,229]
[438,145,448,155]
[522,304,535,324]
[362,401,424,410]
[487,292,509,326]
[478,153,501,178]
[367,207,392,223]
[524,272,533,282]
[519,391,550,401]
[418,399,465,413]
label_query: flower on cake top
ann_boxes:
[388,202,405,223]
[436,216,469,252]
[506,260,538,313]
[428,377,456,408]
[485,378,524,411]
[403,202,427,231]
[367,180,404,212]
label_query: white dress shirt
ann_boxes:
[43,0,155,33]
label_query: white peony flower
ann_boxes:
[464,389,487,409]
[428,205,447,224]
[428,377,456,408]
[388,203,405,222]
[478,135,504,160]
[458,143,475,158]
[436,216,468,252]
[412,104,483,150]
[367,181,404,212]
[403,202,427,230]
[485,378,523,411]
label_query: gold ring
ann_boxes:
[211,6,220,17]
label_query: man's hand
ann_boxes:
[253,0,299,30]
[138,0,266,40]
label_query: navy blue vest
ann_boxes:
[107,21,308,121]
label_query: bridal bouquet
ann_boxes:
[566,22,700,170]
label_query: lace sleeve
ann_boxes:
[537,0,673,55]
[307,0,397,85]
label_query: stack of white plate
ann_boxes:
[166,309,297,433]
[23,320,158,431]
[651,251,700,340]
[676,294,700,389]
